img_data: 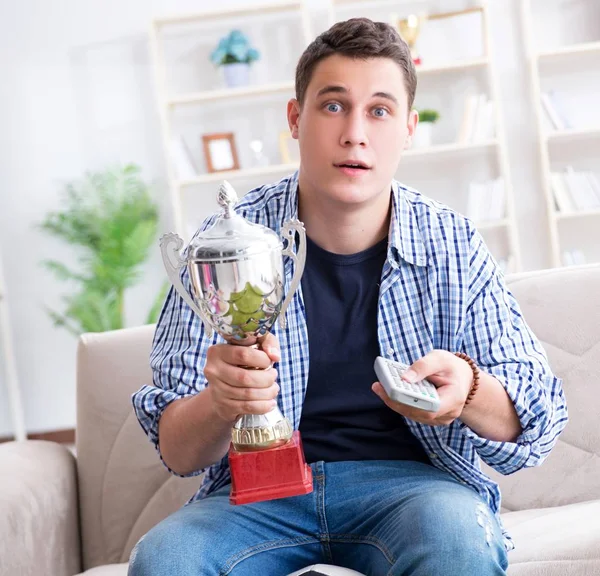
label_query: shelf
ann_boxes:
[416,58,489,76]
[404,140,498,158]
[153,1,303,27]
[537,40,600,61]
[177,162,299,188]
[554,208,600,221]
[477,218,511,231]
[545,127,600,144]
[168,81,294,107]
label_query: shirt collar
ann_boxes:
[282,172,428,268]
[389,180,429,268]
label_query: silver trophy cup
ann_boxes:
[159,181,306,452]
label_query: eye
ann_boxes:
[373,107,388,118]
[326,103,342,113]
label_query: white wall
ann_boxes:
[0,0,563,435]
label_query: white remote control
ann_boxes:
[374,356,440,413]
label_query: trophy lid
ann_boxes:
[189,181,282,262]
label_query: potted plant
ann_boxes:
[413,108,440,148]
[210,29,260,88]
[38,164,168,335]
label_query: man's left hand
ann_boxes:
[372,350,474,426]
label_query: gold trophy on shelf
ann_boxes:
[394,13,427,65]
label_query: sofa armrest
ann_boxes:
[0,440,81,576]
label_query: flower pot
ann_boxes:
[222,63,250,88]
[413,122,433,148]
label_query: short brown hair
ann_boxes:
[295,17,417,110]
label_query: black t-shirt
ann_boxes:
[298,235,430,465]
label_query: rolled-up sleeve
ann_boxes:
[132,222,219,476]
[459,229,569,475]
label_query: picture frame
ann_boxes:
[279,130,300,165]
[202,132,240,173]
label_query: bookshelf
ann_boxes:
[0,251,26,441]
[327,0,522,273]
[522,0,600,268]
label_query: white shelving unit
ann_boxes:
[150,1,313,239]
[150,1,521,271]
[0,252,26,441]
[522,0,600,268]
[327,1,522,273]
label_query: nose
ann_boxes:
[339,110,368,148]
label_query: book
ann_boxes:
[540,91,571,131]
[466,178,505,222]
[457,94,480,144]
[564,167,600,211]
[550,172,574,213]
[490,178,505,220]
[170,136,198,180]
[457,93,496,144]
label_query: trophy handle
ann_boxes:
[278,219,306,330]
[159,233,213,338]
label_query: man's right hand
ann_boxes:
[203,332,281,424]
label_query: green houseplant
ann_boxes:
[417,109,440,123]
[38,164,167,336]
[210,29,260,88]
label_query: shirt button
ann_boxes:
[429,453,438,459]
[386,348,395,357]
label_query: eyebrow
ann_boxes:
[315,85,399,106]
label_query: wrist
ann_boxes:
[454,352,480,406]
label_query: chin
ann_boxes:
[326,180,380,205]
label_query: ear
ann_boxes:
[404,108,419,149]
[287,98,301,140]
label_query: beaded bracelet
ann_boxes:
[454,352,480,405]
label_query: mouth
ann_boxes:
[333,160,372,176]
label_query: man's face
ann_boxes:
[288,54,418,208]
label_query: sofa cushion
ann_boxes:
[488,265,600,512]
[76,325,200,568]
[504,500,600,575]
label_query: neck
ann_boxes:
[297,179,392,255]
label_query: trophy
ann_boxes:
[396,13,426,65]
[159,180,313,505]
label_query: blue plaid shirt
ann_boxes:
[132,171,568,551]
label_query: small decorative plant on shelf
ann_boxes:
[210,29,260,89]
[38,164,168,336]
[418,109,440,123]
[414,108,440,148]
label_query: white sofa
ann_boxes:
[1,264,600,576]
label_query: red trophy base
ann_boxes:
[229,431,313,505]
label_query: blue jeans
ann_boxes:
[128,460,508,575]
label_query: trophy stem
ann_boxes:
[230,340,294,451]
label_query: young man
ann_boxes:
[130,18,567,576]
